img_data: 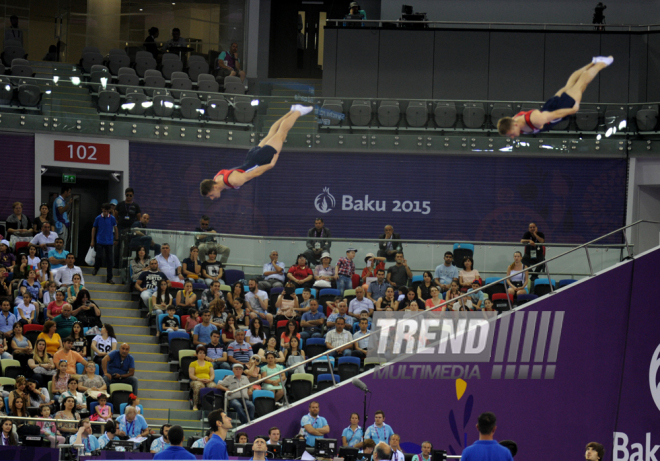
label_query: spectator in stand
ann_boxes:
[202,281,224,311]
[300,299,325,341]
[325,317,353,358]
[284,336,305,374]
[116,188,142,235]
[280,319,301,351]
[130,213,161,257]
[164,27,187,50]
[0,266,11,298]
[389,434,405,461]
[227,329,253,365]
[26,244,41,272]
[0,417,17,445]
[55,396,81,438]
[506,251,529,298]
[375,287,398,312]
[287,255,314,288]
[161,305,180,333]
[245,318,267,353]
[59,377,87,414]
[467,280,486,311]
[34,203,55,234]
[0,335,11,360]
[0,240,15,274]
[412,442,433,461]
[459,257,480,291]
[195,215,231,263]
[130,246,149,287]
[189,345,216,411]
[16,291,37,325]
[367,269,391,304]
[216,42,246,83]
[352,317,370,360]
[102,343,139,393]
[55,254,85,288]
[91,324,118,373]
[336,248,357,295]
[377,225,402,262]
[445,280,466,311]
[301,401,330,447]
[342,413,364,448]
[521,222,545,279]
[201,249,225,287]
[38,320,62,355]
[361,253,386,290]
[54,304,78,339]
[209,299,227,330]
[207,330,230,370]
[227,282,246,306]
[0,299,16,340]
[246,279,273,325]
[136,258,168,308]
[48,238,68,275]
[53,186,73,247]
[364,410,394,444]
[37,404,64,448]
[327,300,355,330]
[258,250,286,291]
[434,252,459,292]
[348,287,374,319]
[150,424,171,454]
[9,254,28,289]
[6,201,34,247]
[304,218,332,267]
[21,268,42,303]
[30,222,58,258]
[53,336,87,376]
[116,405,150,439]
[91,203,118,284]
[185,309,200,334]
[399,289,424,311]
[66,273,84,303]
[313,252,338,289]
[175,280,197,316]
[47,288,66,320]
[10,322,33,367]
[274,282,299,323]
[156,243,184,284]
[39,262,55,289]
[182,246,203,281]
[417,271,438,301]
[261,351,286,404]
[258,336,285,364]
[193,310,218,347]
[387,252,411,289]
[221,314,236,344]
[216,363,255,424]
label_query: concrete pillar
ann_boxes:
[86,0,121,54]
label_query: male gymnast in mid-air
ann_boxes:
[497,56,614,137]
[200,104,314,199]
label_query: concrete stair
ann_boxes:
[29,61,99,118]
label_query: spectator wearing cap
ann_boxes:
[336,248,357,295]
[377,225,402,262]
[258,250,286,291]
[216,363,255,424]
[361,253,386,291]
[303,218,332,268]
[109,199,119,219]
[287,254,314,289]
[466,280,486,310]
[434,252,459,292]
[91,203,118,284]
[345,1,367,21]
[313,252,337,288]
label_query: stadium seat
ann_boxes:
[364,357,386,371]
[233,96,256,123]
[0,77,13,104]
[484,277,507,299]
[81,52,104,73]
[17,83,40,107]
[10,64,32,77]
[224,76,245,94]
[343,289,356,304]
[253,390,276,418]
[289,373,314,401]
[318,288,340,310]
[123,92,149,115]
[0,377,15,392]
[636,105,658,131]
[23,324,42,345]
[434,102,457,128]
[0,63,5,75]
[316,374,340,391]
[453,243,474,269]
[178,349,197,384]
[76,363,100,375]
[135,55,157,78]
[117,72,140,95]
[550,115,570,131]
[310,356,335,382]
[158,313,181,343]
[349,100,372,126]
[91,64,109,74]
[161,59,184,80]
[575,109,599,131]
[109,54,130,75]
[98,90,121,113]
[117,67,136,77]
[490,103,513,128]
[378,100,400,127]
[558,279,578,288]
[1,359,21,379]
[188,60,209,82]
[180,94,203,119]
[337,356,360,381]
[533,278,556,297]
[198,79,220,97]
[224,270,245,286]
[320,100,344,126]
[119,403,144,415]
[491,293,513,313]
[109,383,133,411]
[170,77,193,99]
[168,331,191,362]
[207,97,229,121]
[90,401,114,418]
[405,101,428,127]
[516,293,538,306]
[2,46,26,66]
[153,94,175,118]
[161,53,179,62]
[463,102,485,128]
[214,369,233,383]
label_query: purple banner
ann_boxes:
[0,446,58,461]
[1,134,34,224]
[129,143,626,243]
[245,248,660,461]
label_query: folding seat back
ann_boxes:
[349,100,372,126]
[197,79,219,95]
[188,60,209,82]
[233,97,255,123]
[636,104,659,131]
[377,100,400,127]
[135,56,157,77]
[108,54,130,75]
[124,92,149,115]
[117,67,136,77]
[3,46,26,67]
[224,76,245,95]
[117,72,140,94]
[434,102,456,128]
[17,83,41,107]
[320,100,344,126]
[170,77,192,99]
[153,94,175,117]
[135,51,153,60]
[161,60,184,80]
[462,102,485,128]
[82,52,104,73]
[10,64,32,77]
[207,97,228,121]
[406,101,428,127]
[490,103,513,128]
[180,95,203,119]
[162,53,180,62]
[575,109,599,131]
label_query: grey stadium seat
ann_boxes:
[161,53,180,62]
[124,87,144,96]
[136,51,153,60]
[161,59,184,80]
[11,58,29,67]
[233,96,256,123]
[170,77,193,99]
[170,71,188,81]
[0,78,13,104]
[434,102,457,128]
[636,105,659,131]
[463,103,486,129]
[320,100,344,126]
[152,88,170,97]
[91,64,109,74]
[224,76,245,95]
[10,64,33,77]
[188,55,206,63]
[89,71,111,92]
[117,67,136,77]
[153,94,175,117]
[197,73,215,83]
[117,72,140,94]
[349,100,372,126]
[134,55,157,77]
[145,69,162,78]
[108,54,130,75]
[490,103,513,128]
[123,92,149,115]
[98,90,120,113]
[180,95,203,119]
[109,48,126,56]
[406,101,428,127]
[197,79,219,98]
[207,97,229,121]
[144,74,166,96]
[604,106,626,125]
[188,60,209,82]
[3,46,26,66]
[377,100,400,127]
[0,64,5,75]
[81,52,104,73]
[575,109,599,131]
[82,46,100,55]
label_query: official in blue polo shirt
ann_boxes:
[461,412,514,461]
[91,203,118,284]
[154,425,196,460]
[203,409,233,460]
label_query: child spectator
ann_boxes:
[161,305,180,333]
[37,403,65,448]
[185,309,200,334]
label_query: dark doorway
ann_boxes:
[42,175,109,266]
[269,0,331,79]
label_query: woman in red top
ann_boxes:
[47,288,66,320]
[280,319,301,353]
[361,252,386,291]
[286,254,314,288]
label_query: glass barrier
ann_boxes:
[121,229,627,282]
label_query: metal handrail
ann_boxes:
[327,18,660,28]
[223,220,656,411]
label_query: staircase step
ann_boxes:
[126,342,160,353]
[90,291,133,301]
[85,274,124,283]
[140,397,190,411]
[138,378,181,390]
[114,325,152,336]
[135,370,179,381]
[135,361,171,372]
[104,315,148,326]
[132,352,168,363]
[142,408,204,424]
[85,281,129,292]
[99,306,142,318]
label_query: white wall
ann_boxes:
[627,157,660,254]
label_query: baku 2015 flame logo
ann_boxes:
[314,187,336,214]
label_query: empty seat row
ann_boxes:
[2,45,27,67]
[0,78,42,107]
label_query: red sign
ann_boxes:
[54,140,110,165]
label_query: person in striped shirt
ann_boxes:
[227,330,253,365]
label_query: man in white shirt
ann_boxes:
[55,254,85,287]
[155,243,184,282]
[352,317,370,360]
[348,287,374,319]
[389,434,405,461]
[30,222,58,258]
[267,427,281,445]
[325,317,353,358]
[258,251,286,291]
[246,279,273,325]
[4,15,23,46]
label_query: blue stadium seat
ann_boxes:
[224,270,245,286]
[533,279,556,297]
[411,275,424,283]
[558,279,578,288]
[304,338,327,360]
[453,243,475,269]
[253,389,276,418]
[90,401,114,418]
[168,331,191,361]
[516,294,538,306]
[338,357,361,381]
[295,288,317,298]
[119,403,143,415]
[76,363,100,375]
[317,374,340,391]
[214,369,233,383]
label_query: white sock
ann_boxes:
[291,104,314,115]
[593,56,614,66]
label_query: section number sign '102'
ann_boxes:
[53,140,111,165]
